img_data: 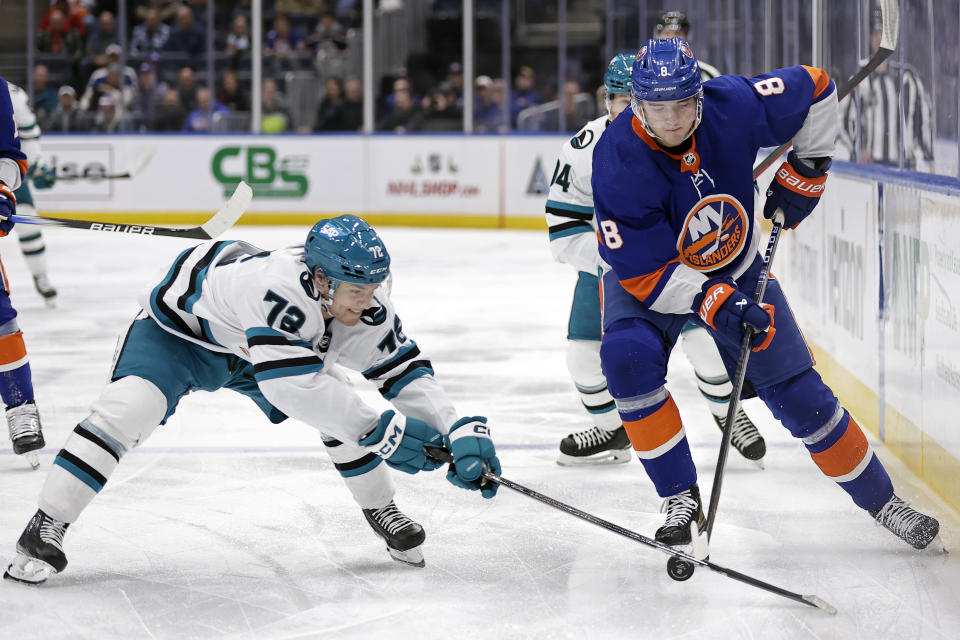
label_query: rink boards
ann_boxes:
[33,134,960,514]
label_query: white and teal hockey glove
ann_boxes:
[30,164,56,190]
[360,410,445,474]
[444,417,500,499]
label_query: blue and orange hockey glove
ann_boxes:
[693,278,775,352]
[763,150,831,229]
[0,182,16,236]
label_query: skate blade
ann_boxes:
[750,458,765,471]
[928,535,949,555]
[4,553,53,584]
[25,452,40,470]
[557,448,632,467]
[387,545,425,568]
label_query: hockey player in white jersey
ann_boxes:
[6,215,500,584]
[6,82,58,305]
[545,53,765,466]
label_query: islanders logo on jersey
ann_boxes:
[677,194,748,271]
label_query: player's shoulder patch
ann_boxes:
[570,127,595,150]
[359,304,388,326]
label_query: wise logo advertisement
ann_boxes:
[212,146,309,198]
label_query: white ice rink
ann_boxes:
[0,224,958,640]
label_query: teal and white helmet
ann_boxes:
[603,52,637,117]
[304,215,390,293]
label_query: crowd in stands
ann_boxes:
[31,1,597,135]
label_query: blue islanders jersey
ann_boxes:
[0,76,28,190]
[592,65,837,316]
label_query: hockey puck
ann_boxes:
[666,555,695,581]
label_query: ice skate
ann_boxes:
[362,501,426,568]
[32,274,57,308]
[4,509,69,584]
[7,400,44,470]
[656,484,709,581]
[714,408,766,468]
[870,494,941,551]
[557,425,632,466]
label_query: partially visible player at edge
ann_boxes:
[654,10,721,81]
[5,215,500,584]
[6,82,58,306]
[591,38,940,560]
[0,75,46,471]
[546,53,764,467]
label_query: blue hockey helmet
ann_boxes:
[303,215,390,288]
[631,37,701,102]
[604,53,635,96]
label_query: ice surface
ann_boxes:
[0,225,958,639]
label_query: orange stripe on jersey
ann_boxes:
[809,418,869,478]
[801,65,832,99]
[622,394,682,453]
[15,158,28,178]
[619,257,680,303]
[0,331,27,366]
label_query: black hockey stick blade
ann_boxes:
[55,144,157,181]
[423,445,836,613]
[753,0,899,179]
[9,181,252,239]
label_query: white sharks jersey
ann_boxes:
[6,83,41,165]
[139,240,458,444]
[544,114,610,275]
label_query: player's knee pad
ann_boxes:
[88,375,168,450]
[323,436,394,509]
[756,368,838,440]
[599,318,669,401]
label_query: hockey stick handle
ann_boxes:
[422,444,836,613]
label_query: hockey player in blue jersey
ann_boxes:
[546,53,764,467]
[591,38,940,557]
[6,215,500,584]
[0,76,46,471]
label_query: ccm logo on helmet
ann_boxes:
[775,166,826,194]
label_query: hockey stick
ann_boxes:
[54,144,157,181]
[9,181,252,239]
[424,447,836,613]
[706,0,901,540]
[752,0,900,178]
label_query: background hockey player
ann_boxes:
[546,53,764,467]
[0,76,46,471]
[591,38,940,560]
[5,82,59,305]
[654,11,722,81]
[6,215,500,584]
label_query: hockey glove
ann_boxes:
[30,164,56,190]
[693,278,775,352]
[359,410,445,474]
[444,416,501,499]
[763,150,831,229]
[0,183,16,236]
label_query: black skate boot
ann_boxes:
[656,484,708,581]
[362,500,426,567]
[7,400,44,470]
[558,425,632,466]
[714,408,766,467]
[4,509,70,584]
[33,274,58,308]
[870,495,941,550]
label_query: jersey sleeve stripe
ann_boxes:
[801,65,835,101]
[180,241,231,313]
[549,220,594,240]
[362,342,420,379]
[378,360,435,400]
[149,247,201,339]
[545,202,594,220]
[253,356,324,382]
[247,334,313,349]
[618,258,680,304]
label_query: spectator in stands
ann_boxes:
[85,44,138,95]
[37,6,85,58]
[176,67,198,112]
[311,11,349,54]
[539,80,594,132]
[421,83,462,132]
[165,5,206,57]
[381,75,420,118]
[446,62,464,109]
[85,10,119,69]
[33,65,60,127]
[510,65,540,126]
[314,76,347,131]
[129,8,172,57]
[135,0,179,23]
[91,94,125,133]
[80,63,133,115]
[277,0,325,18]
[261,79,293,133]
[183,88,227,132]
[217,71,249,112]
[226,15,250,56]
[130,63,167,129]
[154,89,187,131]
[341,77,364,131]
[265,14,307,62]
[47,86,89,132]
[474,75,505,133]
[377,88,423,133]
